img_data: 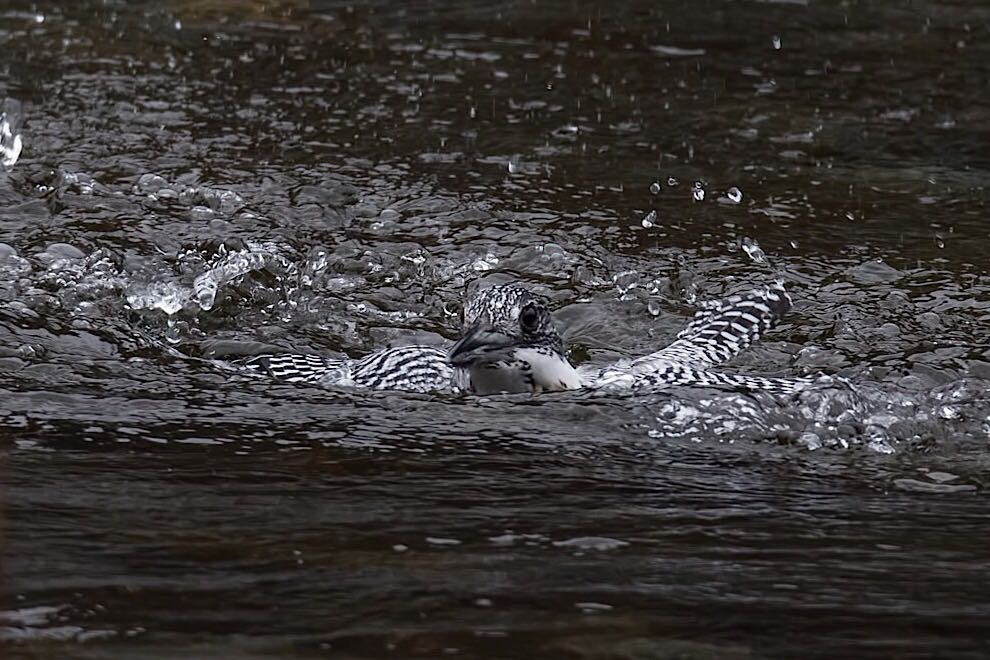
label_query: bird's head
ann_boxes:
[448,285,580,393]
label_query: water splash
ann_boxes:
[193,247,272,311]
[641,210,657,228]
[1,98,24,170]
[692,181,706,202]
[741,237,767,264]
[126,281,189,315]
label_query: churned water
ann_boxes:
[1,1,988,658]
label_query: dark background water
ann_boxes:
[1,0,988,657]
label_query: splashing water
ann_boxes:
[741,237,767,263]
[193,247,274,311]
[1,98,24,170]
[692,181,706,201]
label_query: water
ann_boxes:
[1,0,989,657]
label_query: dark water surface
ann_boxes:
[1,0,989,657]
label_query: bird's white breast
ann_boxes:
[468,348,581,394]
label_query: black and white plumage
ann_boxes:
[237,283,811,396]
[242,345,457,393]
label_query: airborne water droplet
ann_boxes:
[647,300,662,317]
[772,35,782,50]
[649,181,661,195]
[692,181,706,202]
[666,176,679,187]
[641,210,657,228]
[726,186,743,203]
[935,235,945,249]
[741,237,767,263]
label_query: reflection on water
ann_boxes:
[1,0,988,657]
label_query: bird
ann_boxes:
[237,282,813,396]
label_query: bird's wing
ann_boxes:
[241,345,458,393]
[584,360,814,395]
[350,345,456,393]
[241,353,352,384]
[582,284,808,394]
[630,283,793,372]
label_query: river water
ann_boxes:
[1,1,988,658]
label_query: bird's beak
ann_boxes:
[448,323,516,367]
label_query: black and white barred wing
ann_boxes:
[638,283,793,370]
[241,345,457,393]
[584,284,811,394]
[241,353,352,385]
[350,345,456,393]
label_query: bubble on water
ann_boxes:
[641,210,657,228]
[772,35,782,50]
[726,186,743,203]
[612,270,640,297]
[41,242,86,261]
[741,237,766,263]
[470,251,500,272]
[692,181,706,201]
[666,176,679,187]
[135,173,168,194]
[0,243,31,277]
[649,181,661,194]
[201,188,245,216]
[190,205,215,221]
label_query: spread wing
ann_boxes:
[632,283,793,371]
[583,284,808,394]
[240,345,457,393]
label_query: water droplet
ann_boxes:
[507,159,517,174]
[641,210,657,228]
[165,317,182,344]
[34,13,45,23]
[649,181,661,194]
[726,186,743,203]
[174,19,182,30]
[692,181,706,201]
[666,176,679,187]
[772,35,782,50]
[935,235,945,249]
[647,300,662,317]
[741,237,766,263]
[0,107,23,170]
[790,240,799,249]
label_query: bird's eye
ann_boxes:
[519,304,541,332]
